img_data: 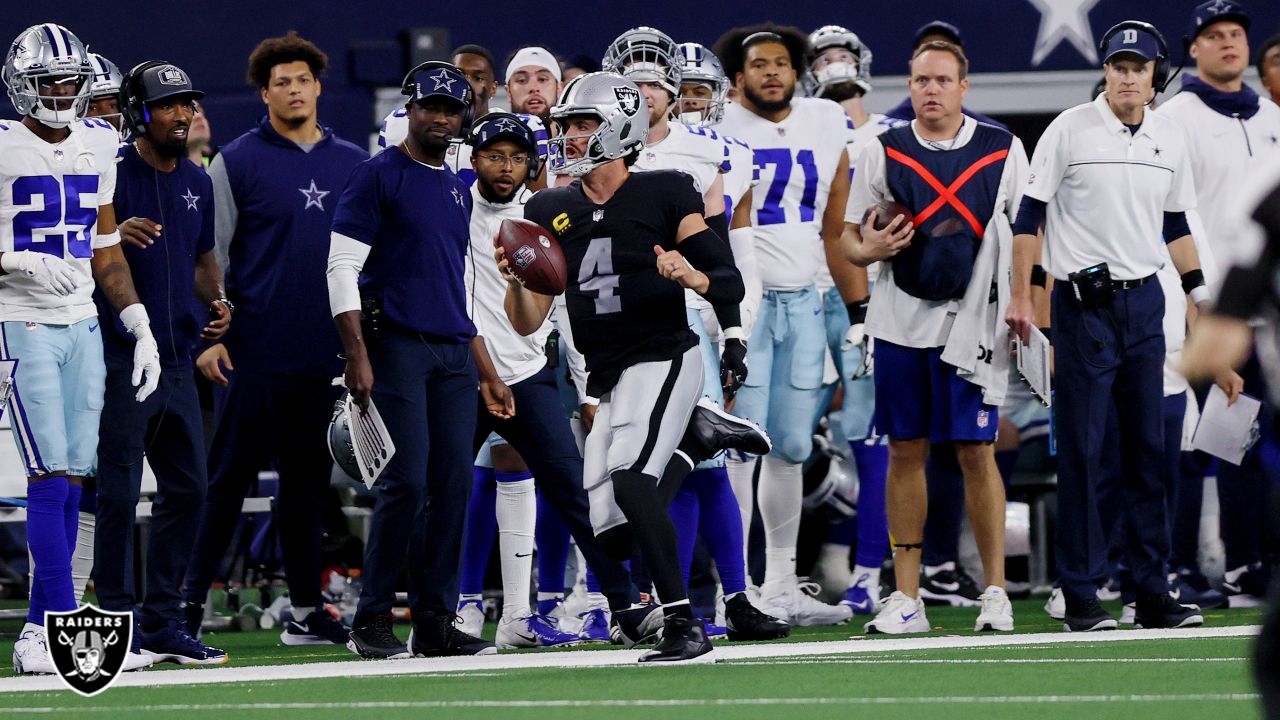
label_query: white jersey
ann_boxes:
[1024,94,1197,281]
[720,97,852,291]
[816,112,900,291]
[721,132,757,212]
[377,108,549,188]
[0,118,120,324]
[1157,89,1280,289]
[464,184,552,385]
[633,120,727,195]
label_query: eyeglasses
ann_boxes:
[475,152,529,167]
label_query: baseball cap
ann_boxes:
[1102,26,1163,64]
[135,62,204,104]
[505,47,562,84]
[1189,0,1251,40]
[402,62,471,108]
[914,21,963,48]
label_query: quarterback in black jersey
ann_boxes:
[498,72,766,664]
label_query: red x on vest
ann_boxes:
[885,147,1009,236]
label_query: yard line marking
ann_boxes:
[0,625,1260,693]
[0,693,1262,712]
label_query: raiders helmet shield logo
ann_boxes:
[46,604,132,697]
[614,86,641,117]
[157,65,187,86]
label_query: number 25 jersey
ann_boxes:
[0,118,119,323]
[719,98,850,291]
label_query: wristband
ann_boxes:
[93,230,122,249]
[845,299,869,326]
[0,252,22,273]
[1190,285,1211,306]
[119,303,153,338]
[1030,265,1047,288]
[1180,269,1206,295]
[722,326,747,341]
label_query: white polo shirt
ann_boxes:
[1025,93,1197,281]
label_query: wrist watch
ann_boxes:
[212,297,235,315]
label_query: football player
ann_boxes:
[713,24,862,626]
[85,53,124,136]
[503,71,766,662]
[2,23,161,674]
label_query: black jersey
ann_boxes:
[525,170,702,397]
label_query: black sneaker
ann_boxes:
[1135,593,1204,629]
[1170,570,1228,610]
[282,608,351,646]
[724,593,790,641]
[638,616,715,664]
[180,602,204,640]
[409,614,496,657]
[347,613,410,659]
[610,604,664,648]
[139,620,228,665]
[1221,563,1269,608]
[1063,595,1118,632]
[918,562,982,607]
[680,399,772,464]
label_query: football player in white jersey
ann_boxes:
[85,53,125,139]
[801,25,903,614]
[714,24,864,626]
[2,23,160,674]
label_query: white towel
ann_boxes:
[940,216,1012,406]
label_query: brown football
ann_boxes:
[864,200,915,232]
[498,218,568,295]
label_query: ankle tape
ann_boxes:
[893,542,923,551]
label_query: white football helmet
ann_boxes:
[805,25,873,99]
[602,26,682,96]
[87,53,122,99]
[547,72,647,178]
[3,23,94,128]
[674,42,728,128]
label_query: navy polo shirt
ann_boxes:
[96,146,214,369]
[331,148,474,343]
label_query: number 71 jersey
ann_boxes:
[720,98,851,291]
[0,118,119,324]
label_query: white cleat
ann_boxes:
[975,586,1014,632]
[1044,587,1065,620]
[123,651,154,671]
[1119,602,1136,625]
[495,614,581,649]
[13,623,55,675]
[761,578,853,627]
[864,591,930,635]
[455,598,485,638]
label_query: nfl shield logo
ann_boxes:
[976,410,990,429]
[47,604,132,697]
[512,245,537,269]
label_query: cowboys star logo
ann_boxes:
[492,117,519,134]
[47,604,132,697]
[429,69,456,92]
[614,86,641,117]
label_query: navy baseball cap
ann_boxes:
[402,62,471,108]
[1189,0,1251,40]
[469,111,536,153]
[1102,26,1163,64]
[914,21,963,48]
[135,62,204,103]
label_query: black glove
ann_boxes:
[720,337,748,401]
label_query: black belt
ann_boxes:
[1115,274,1154,290]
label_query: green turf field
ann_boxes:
[0,598,1268,718]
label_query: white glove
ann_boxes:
[120,304,161,402]
[0,251,83,296]
[841,323,865,351]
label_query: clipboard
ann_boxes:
[1015,326,1052,407]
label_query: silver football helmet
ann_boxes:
[547,72,647,177]
[802,432,859,524]
[805,25,873,99]
[327,390,363,482]
[3,23,94,128]
[87,53,121,98]
[674,43,728,128]
[602,26,682,96]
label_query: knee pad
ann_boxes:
[595,523,634,562]
[775,432,813,465]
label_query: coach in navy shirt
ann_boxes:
[328,61,490,659]
[183,33,366,648]
[94,62,230,664]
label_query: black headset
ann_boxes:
[118,60,169,138]
[1098,21,1172,94]
[467,111,542,178]
[400,60,476,132]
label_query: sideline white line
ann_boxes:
[727,657,1247,666]
[0,624,1259,693]
[0,693,1262,712]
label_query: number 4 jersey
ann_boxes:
[720,98,851,291]
[0,118,119,323]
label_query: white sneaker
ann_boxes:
[975,586,1014,632]
[455,598,485,637]
[123,651,154,671]
[1119,602,1136,625]
[1044,587,1065,620]
[761,578,853,627]
[13,623,55,674]
[864,591,930,634]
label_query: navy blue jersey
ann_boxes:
[218,117,367,377]
[96,146,214,368]
[331,148,475,343]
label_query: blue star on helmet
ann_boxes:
[430,70,456,92]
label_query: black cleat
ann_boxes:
[610,604,664,648]
[409,614,497,657]
[681,398,771,464]
[723,593,790,641]
[919,562,982,607]
[180,602,204,640]
[1063,595,1118,632]
[1134,593,1204,629]
[638,616,715,664]
[347,613,410,659]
